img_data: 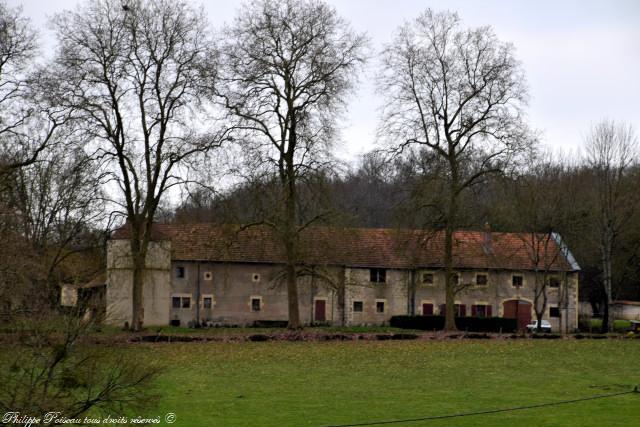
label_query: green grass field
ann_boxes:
[128,339,640,426]
[588,319,632,332]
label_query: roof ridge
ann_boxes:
[148,222,533,236]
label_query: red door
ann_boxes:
[314,300,326,322]
[422,303,433,316]
[503,300,532,330]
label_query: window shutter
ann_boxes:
[487,305,493,317]
[439,304,446,315]
[471,305,477,317]
[460,304,466,317]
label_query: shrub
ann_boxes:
[389,315,445,330]
[390,315,517,333]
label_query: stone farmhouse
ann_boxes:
[106,224,581,332]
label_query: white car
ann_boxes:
[526,320,552,333]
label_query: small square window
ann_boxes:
[476,274,488,286]
[550,306,560,317]
[172,297,181,308]
[176,266,185,278]
[370,268,386,283]
[251,298,261,312]
[512,275,523,288]
[376,301,385,313]
[452,274,459,285]
[203,297,212,309]
[548,276,560,288]
[204,271,213,281]
[353,301,363,312]
[181,297,191,308]
[422,273,434,284]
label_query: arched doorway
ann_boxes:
[503,299,532,330]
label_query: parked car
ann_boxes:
[526,320,552,333]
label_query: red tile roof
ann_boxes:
[111,224,576,272]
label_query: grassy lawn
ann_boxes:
[126,339,640,426]
[588,319,632,332]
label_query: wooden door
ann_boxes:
[503,300,532,330]
[422,303,433,316]
[314,299,326,322]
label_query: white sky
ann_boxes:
[11,0,640,163]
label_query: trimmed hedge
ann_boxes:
[390,315,517,333]
[252,320,289,328]
[390,315,444,330]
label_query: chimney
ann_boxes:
[483,222,492,253]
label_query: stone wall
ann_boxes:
[167,261,344,327]
[412,269,579,331]
[106,239,171,327]
[106,238,579,330]
[344,268,410,326]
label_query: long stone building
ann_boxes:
[106,223,580,332]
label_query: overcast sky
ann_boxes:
[10,0,640,162]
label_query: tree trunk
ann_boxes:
[443,199,458,331]
[338,267,346,327]
[408,270,416,316]
[601,233,613,333]
[129,229,146,332]
[285,257,300,329]
[282,121,301,329]
[443,163,459,332]
[534,272,547,333]
[282,186,301,329]
[131,256,145,331]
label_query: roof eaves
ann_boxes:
[552,232,581,271]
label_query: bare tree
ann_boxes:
[0,311,158,422]
[377,9,534,330]
[217,0,367,328]
[585,120,639,333]
[1,146,105,305]
[0,1,70,176]
[506,156,575,332]
[0,14,104,313]
[49,0,228,330]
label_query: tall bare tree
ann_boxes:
[505,156,577,332]
[378,9,534,331]
[585,120,639,333]
[218,0,367,328]
[0,1,69,176]
[49,0,228,330]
